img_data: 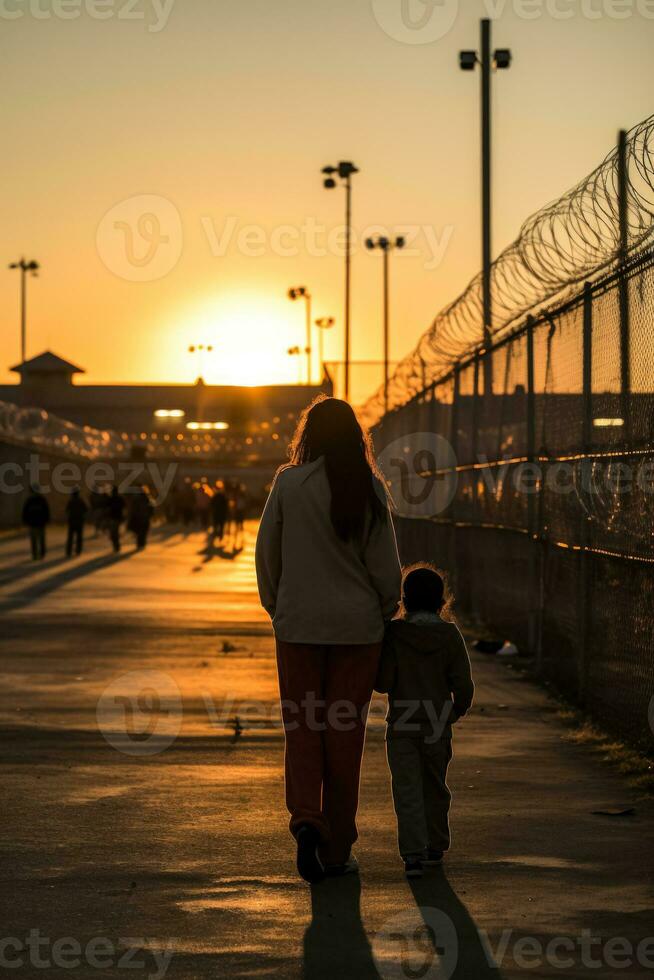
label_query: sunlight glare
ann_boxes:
[170,294,302,387]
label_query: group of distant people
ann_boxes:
[20,477,249,561]
[164,479,249,548]
[21,484,154,561]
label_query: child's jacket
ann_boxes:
[375,616,474,739]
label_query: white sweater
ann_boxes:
[255,457,402,645]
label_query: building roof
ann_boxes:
[10,351,85,376]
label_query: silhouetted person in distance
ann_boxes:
[22,485,50,561]
[181,480,195,527]
[107,485,125,553]
[229,481,247,551]
[195,482,211,530]
[89,484,108,537]
[65,488,88,557]
[128,486,154,550]
[234,482,247,532]
[210,480,228,544]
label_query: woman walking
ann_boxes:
[255,396,401,883]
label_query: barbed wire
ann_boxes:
[359,113,654,427]
[0,401,128,459]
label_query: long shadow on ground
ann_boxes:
[409,869,502,978]
[0,549,137,612]
[303,875,379,979]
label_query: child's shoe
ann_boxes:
[424,849,444,866]
[403,856,424,878]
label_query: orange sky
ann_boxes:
[2,0,653,403]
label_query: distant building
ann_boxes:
[1,350,333,464]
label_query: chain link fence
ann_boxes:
[372,176,654,751]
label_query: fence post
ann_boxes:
[578,281,593,707]
[526,316,539,660]
[618,128,631,441]
[448,366,460,595]
[471,354,480,525]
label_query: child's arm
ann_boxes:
[374,628,397,694]
[447,626,475,721]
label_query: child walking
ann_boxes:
[375,564,474,878]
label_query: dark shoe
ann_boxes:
[404,858,424,878]
[424,849,444,866]
[296,825,325,884]
[325,856,359,877]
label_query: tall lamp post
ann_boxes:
[460,19,511,395]
[287,286,312,383]
[287,345,303,384]
[188,343,213,422]
[9,258,39,364]
[365,235,405,414]
[188,343,214,381]
[322,161,359,401]
[314,316,335,382]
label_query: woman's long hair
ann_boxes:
[286,395,385,542]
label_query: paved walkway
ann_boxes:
[0,522,652,979]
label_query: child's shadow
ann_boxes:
[302,875,379,980]
[408,867,503,979]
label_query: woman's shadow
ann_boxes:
[302,876,379,980]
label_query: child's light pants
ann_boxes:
[386,735,453,858]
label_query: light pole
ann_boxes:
[9,258,39,364]
[188,343,213,422]
[287,345,303,384]
[365,235,405,414]
[188,343,214,381]
[460,19,511,395]
[314,316,335,382]
[287,287,312,383]
[322,161,359,401]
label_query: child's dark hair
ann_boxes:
[401,562,453,618]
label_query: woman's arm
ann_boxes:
[255,477,283,618]
[363,502,402,620]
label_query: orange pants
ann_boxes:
[275,639,381,865]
